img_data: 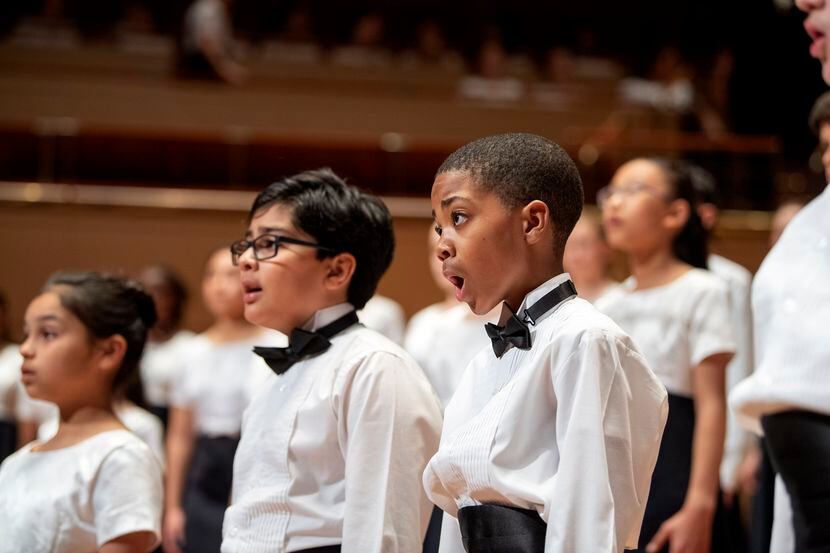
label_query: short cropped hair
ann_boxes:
[249,168,394,310]
[437,133,584,254]
[809,91,830,136]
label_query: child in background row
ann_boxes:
[424,133,667,553]
[222,169,443,553]
[164,247,269,553]
[405,228,496,408]
[596,158,735,553]
[562,213,619,303]
[138,265,195,428]
[0,272,163,553]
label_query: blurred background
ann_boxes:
[0,0,826,333]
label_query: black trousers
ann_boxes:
[183,435,239,553]
[762,410,830,553]
[458,505,546,553]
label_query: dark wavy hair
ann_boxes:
[45,272,157,403]
[647,158,710,269]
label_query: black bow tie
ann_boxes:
[253,310,359,375]
[484,279,577,358]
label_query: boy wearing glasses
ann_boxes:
[222,168,443,553]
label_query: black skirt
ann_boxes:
[0,419,17,462]
[637,393,728,553]
[183,435,239,553]
[458,504,547,553]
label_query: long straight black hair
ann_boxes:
[647,158,710,269]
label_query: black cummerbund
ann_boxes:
[295,546,341,553]
[458,504,546,553]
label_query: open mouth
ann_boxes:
[241,282,263,303]
[806,22,826,59]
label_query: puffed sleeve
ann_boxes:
[337,351,443,553]
[545,330,667,552]
[689,280,736,367]
[92,441,164,548]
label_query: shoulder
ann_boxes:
[541,298,639,356]
[708,254,752,287]
[339,325,417,368]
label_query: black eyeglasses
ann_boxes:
[230,234,333,266]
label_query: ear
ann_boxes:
[323,253,357,295]
[664,198,691,234]
[94,335,127,375]
[696,203,718,231]
[521,200,552,246]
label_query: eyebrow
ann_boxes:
[440,195,466,209]
[246,226,290,238]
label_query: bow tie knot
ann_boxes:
[254,311,359,375]
[485,312,531,358]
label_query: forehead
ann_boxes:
[612,159,664,186]
[431,170,503,210]
[247,204,299,234]
[25,291,67,320]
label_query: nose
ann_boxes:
[20,336,34,359]
[436,233,453,262]
[237,246,258,271]
[796,0,824,11]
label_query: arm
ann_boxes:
[545,333,667,553]
[100,532,157,553]
[339,353,442,553]
[648,352,730,553]
[163,406,196,553]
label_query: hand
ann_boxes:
[162,507,186,553]
[735,446,762,498]
[646,502,714,553]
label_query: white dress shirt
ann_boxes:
[424,274,668,553]
[730,186,830,432]
[222,303,443,553]
[357,295,406,345]
[0,429,163,553]
[707,254,754,490]
[170,332,270,437]
[404,303,493,407]
[596,269,736,398]
[140,330,195,408]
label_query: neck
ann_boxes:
[628,247,686,290]
[573,276,615,302]
[503,260,564,311]
[149,324,177,343]
[205,317,258,342]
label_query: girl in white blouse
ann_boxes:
[163,247,267,553]
[596,158,735,553]
[0,272,164,553]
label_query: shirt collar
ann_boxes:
[301,302,355,332]
[499,272,573,325]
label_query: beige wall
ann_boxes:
[0,199,771,342]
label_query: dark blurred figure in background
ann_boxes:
[177,0,247,84]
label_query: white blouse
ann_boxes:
[0,429,163,553]
[730,186,830,433]
[707,253,754,490]
[595,268,736,398]
[221,303,443,553]
[170,332,271,437]
[357,295,406,345]
[424,274,668,553]
[38,402,166,468]
[140,330,195,408]
[404,303,493,407]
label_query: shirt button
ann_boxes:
[231,526,238,536]
[818,237,828,250]
[279,384,286,392]
[782,298,797,315]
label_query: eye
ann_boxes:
[40,329,58,340]
[450,211,467,226]
[434,224,442,237]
